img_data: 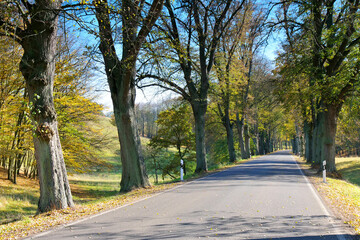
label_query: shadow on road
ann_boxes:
[61,213,356,239]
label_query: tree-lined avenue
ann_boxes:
[29,151,351,240]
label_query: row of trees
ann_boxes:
[0,0,166,212]
[274,0,360,171]
[0,0,295,213]
[5,0,356,214]
[139,0,299,180]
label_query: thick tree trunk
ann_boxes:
[304,121,313,163]
[113,91,150,191]
[323,104,339,172]
[244,123,251,158]
[259,131,265,155]
[94,0,161,191]
[236,114,246,159]
[18,1,74,212]
[192,101,208,172]
[292,135,299,155]
[253,124,259,155]
[312,111,325,167]
[223,112,236,162]
[253,137,258,155]
[311,105,339,172]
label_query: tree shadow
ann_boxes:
[37,213,356,240]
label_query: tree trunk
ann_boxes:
[223,112,236,162]
[192,101,208,172]
[236,114,246,159]
[292,135,299,155]
[253,137,258,155]
[107,56,150,192]
[304,121,313,163]
[113,94,150,191]
[312,111,325,167]
[18,1,74,212]
[94,0,162,191]
[244,123,251,158]
[259,131,265,155]
[323,104,339,172]
[8,157,13,181]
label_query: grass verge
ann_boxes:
[296,156,360,235]
[0,156,257,240]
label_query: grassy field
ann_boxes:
[333,157,360,233]
[0,167,175,226]
[0,168,39,225]
[336,157,360,186]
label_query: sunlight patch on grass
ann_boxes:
[0,173,39,225]
[317,177,360,234]
[336,157,360,186]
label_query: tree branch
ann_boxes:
[137,74,190,101]
[135,0,164,52]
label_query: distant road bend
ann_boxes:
[29,151,355,240]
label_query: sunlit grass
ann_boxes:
[336,157,360,186]
[0,169,39,225]
[298,156,360,234]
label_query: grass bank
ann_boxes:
[297,156,360,234]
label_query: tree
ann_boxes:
[138,0,246,172]
[148,103,195,179]
[93,0,164,191]
[212,2,250,162]
[0,0,74,212]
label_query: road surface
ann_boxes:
[28,151,354,240]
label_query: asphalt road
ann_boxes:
[28,151,354,240]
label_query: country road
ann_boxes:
[28,151,355,240]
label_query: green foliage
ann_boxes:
[336,93,360,152]
[53,38,110,173]
[210,139,230,165]
[147,103,195,179]
[0,35,111,176]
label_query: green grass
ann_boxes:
[336,157,360,186]
[0,170,39,225]
[68,173,121,204]
[299,156,360,234]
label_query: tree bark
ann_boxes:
[113,92,150,191]
[18,1,74,212]
[192,101,208,172]
[304,121,313,163]
[236,114,246,159]
[244,123,251,158]
[224,112,236,162]
[322,104,339,172]
[312,110,325,167]
[259,131,265,155]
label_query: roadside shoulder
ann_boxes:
[294,156,360,239]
